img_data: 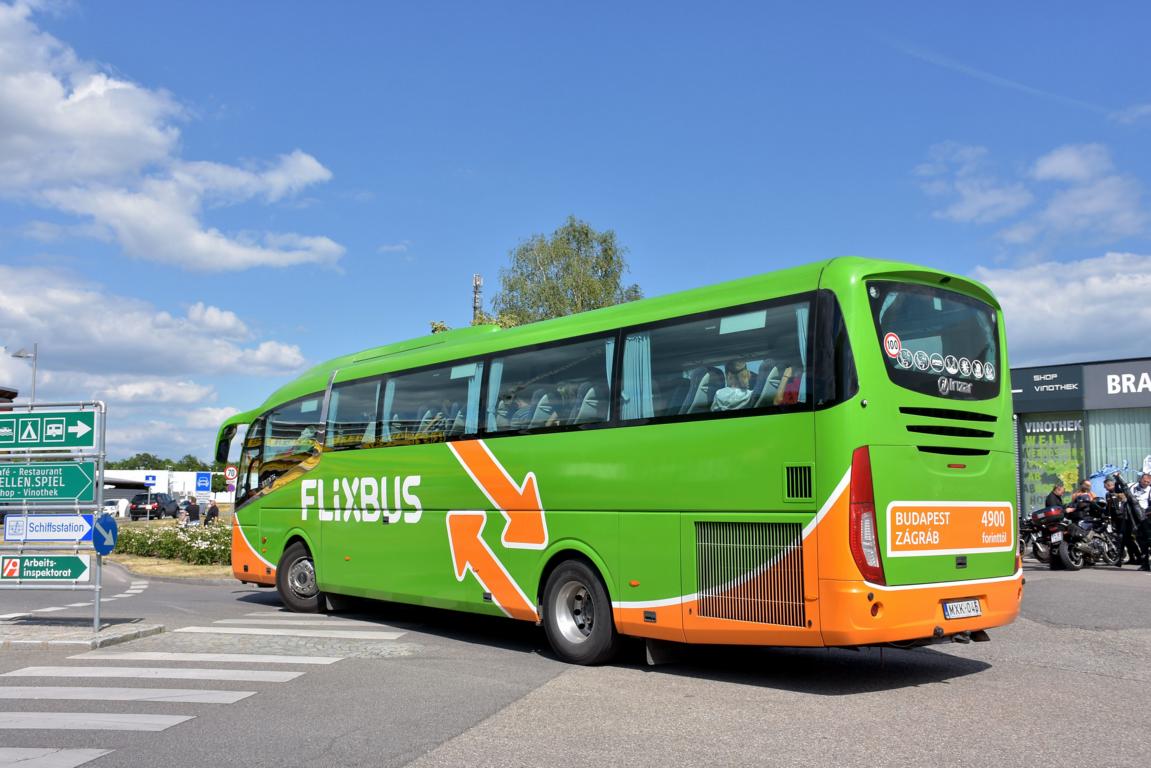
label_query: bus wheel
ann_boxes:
[542,560,619,665]
[276,541,322,613]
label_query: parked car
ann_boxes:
[128,492,177,520]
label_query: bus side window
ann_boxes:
[485,337,614,434]
[326,378,382,451]
[621,298,813,422]
[379,361,483,446]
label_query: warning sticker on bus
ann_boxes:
[885,501,1014,557]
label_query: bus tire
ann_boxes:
[276,541,323,613]
[542,560,619,665]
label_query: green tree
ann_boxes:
[490,216,641,326]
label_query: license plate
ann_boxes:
[943,599,982,620]
[1051,531,1063,543]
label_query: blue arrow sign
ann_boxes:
[93,514,118,556]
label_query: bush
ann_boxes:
[116,523,231,565]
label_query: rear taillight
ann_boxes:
[150,503,158,509]
[849,446,886,585]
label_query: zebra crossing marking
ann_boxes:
[175,626,404,641]
[73,651,341,665]
[0,712,193,731]
[214,617,394,628]
[3,666,302,683]
[0,686,254,704]
[0,747,111,768]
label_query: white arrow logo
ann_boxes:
[97,520,114,547]
[68,422,92,439]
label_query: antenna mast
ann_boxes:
[472,273,483,324]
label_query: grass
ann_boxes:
[106,553,234,580]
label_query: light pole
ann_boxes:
[11,343,37,403]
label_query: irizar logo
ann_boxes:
[938,376,973,396]
[299,476,423,523]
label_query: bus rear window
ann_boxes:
[867,281,999,401]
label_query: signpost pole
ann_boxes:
[93,554,101,632]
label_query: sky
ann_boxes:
[0,0,1149,460]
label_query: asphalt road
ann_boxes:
[2,560,1150,767]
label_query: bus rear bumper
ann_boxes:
[817,569,1023,647]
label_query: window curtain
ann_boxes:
[604,338,615,418]
[795,304,810,402]
[1087,407,1151,476]
[485,359,505,430]
[465,362,485,434]
[622,333,654,419]
[380,380,395,441]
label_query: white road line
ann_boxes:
[0,613,29,621]
[245,611,299,616]
[31,607,68,613]
[0,686,255,704]
[3,666,302,683]
[0,713,192,731]
[175,626,405,641]
[73,651,341,665]
[214,618,391,628]
[130,582,148,587]
[0,747,112,768]
[65,603,91,608]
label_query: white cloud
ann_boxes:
[916,143,1033,224]
[0,264,306,377]
[377,241,411,254]
[973,251,1151,365]
[187,302,248,339]
[1111,103,1151,125]
[1032,144,1112,182]
[101,379,213,404]
[917,142,1148,249]
[0,1,344,271]
[186,406,240,430]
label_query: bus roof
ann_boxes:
[248,256,996,414]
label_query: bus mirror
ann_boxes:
[216,424,237,464]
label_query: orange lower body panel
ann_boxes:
[818,571,1023,646]
[231,520,276,586]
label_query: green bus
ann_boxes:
[216,256,1022,664]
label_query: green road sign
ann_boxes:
[0,554,90,582]
[0,462,96,502]
[0,411,96,450]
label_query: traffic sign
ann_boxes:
[0,411,96,450]
[2,513,94,543]
[224,465,238,482]
[93,514,118,556]
[195,472,211,492]
[144,474,156,488]
[0,555,90,582]
[0,461,96,503]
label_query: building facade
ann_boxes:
[1012,356,1151,513]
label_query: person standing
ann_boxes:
[1044,482,1066,509]
[1106,478,1141,566]
[1132,474,1151,571]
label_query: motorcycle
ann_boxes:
[1050,497,1121,571]
[1019,510,1050,563]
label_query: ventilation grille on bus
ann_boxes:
[784,465,813,501]
[899,406,996,456]
[695,522,806,627]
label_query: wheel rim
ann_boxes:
[287,556,318,599]
[553,580,595,645]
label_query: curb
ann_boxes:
[1,624,165,651]
[103,559,238,587]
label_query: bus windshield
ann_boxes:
[868,280,999,401]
